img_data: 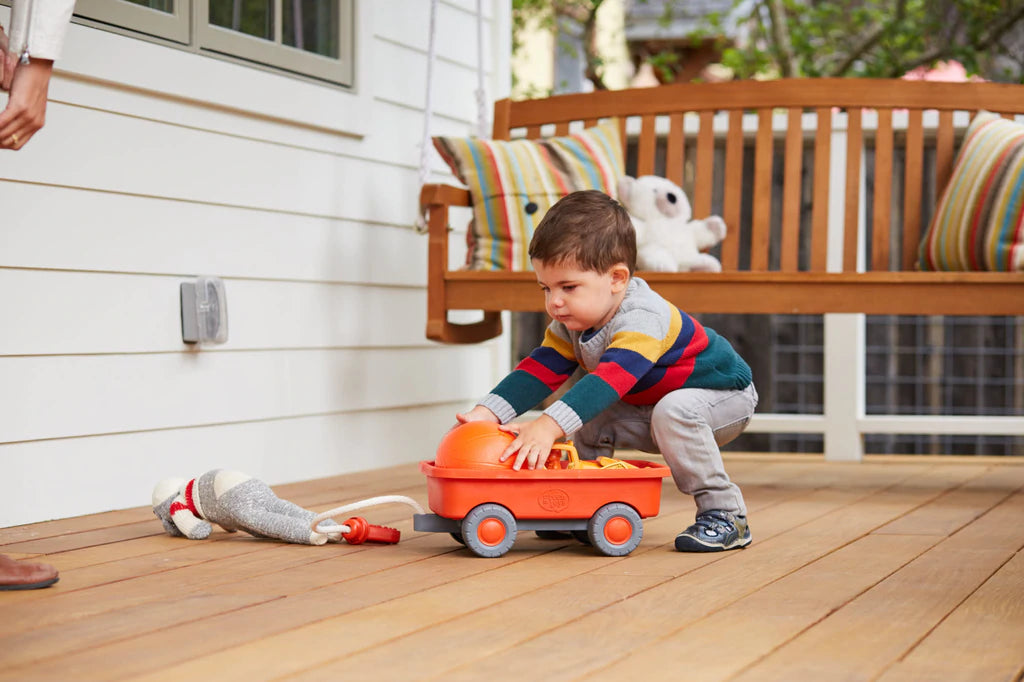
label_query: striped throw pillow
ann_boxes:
[434,119,624,271]
[918,112,1024,271]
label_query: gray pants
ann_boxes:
[573,383,758,516]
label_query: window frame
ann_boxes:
[196,0,353,86]
[74,0,190,44]
[72,0,354,87]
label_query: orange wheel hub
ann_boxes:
[603,516,633,545]
[477,518,507,546]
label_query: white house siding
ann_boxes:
[0,0,511,528]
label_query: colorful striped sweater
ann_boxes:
[480,278,752,436]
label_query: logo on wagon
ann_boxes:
[538,488,570,512]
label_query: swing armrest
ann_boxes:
[421,183,503,344]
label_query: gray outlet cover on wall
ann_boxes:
[181,276,228,344]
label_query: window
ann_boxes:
[74,0,354,86]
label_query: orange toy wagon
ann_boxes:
[413,425,671,558]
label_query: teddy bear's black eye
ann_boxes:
[525,201,539,215]
[667,193,677,204]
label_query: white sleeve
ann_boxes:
[8,0,77,61]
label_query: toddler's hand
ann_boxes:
[453,405,499,430]
[498,415,564,470]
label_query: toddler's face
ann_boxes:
[532,259,628,332]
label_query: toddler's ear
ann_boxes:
[610,263,631,291]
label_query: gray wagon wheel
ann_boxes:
[461,503,518,558]
[588,503,643,556]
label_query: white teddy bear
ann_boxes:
[617,175,727,272]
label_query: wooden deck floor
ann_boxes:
[2,454,1023,681]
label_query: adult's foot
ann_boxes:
[0,553,59,590]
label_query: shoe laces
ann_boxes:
[693,511,736,537]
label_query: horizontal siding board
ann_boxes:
[1,184,426,284]
[3,103,421,226]
[0,404,460,528]
[375,1,494,71]
[50,78,475,171]
[0,270,434,355]
[372,41,482,118]
[0,347,496,443]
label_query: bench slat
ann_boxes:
[935,110,956,198]
[844,108,864,272]
[441,270,1024,316]
[903,110,925,270]
[665,113,684,188]
[722,110,744,271]
[639,114,657,176]
[503,80,1024,128]
[695,111,715,218]
[872,108,894,271]
[781,108,804,272]
[752,108,774,271]
[811,107,832,272]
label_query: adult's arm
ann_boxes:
[6,0,77,63]
[0,0,76,149]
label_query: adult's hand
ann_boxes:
[0,56,54,150]
[0,25,14,90]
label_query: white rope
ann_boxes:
[414,0,441,234]
[475,0,489,138]
[310,494,425,536]
[415,0,490,233]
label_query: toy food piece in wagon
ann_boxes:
[435,422,636,470]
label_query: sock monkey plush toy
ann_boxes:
[152,469,336,545]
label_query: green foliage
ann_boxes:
[513,0,1024,88]
[716,0,1024,82]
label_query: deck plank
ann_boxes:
[582,467,1011,680]
[0,456,1021,682]
[592,532,941,682]
[876,542,1024,682]
[735,479,1024,681]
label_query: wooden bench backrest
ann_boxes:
[492,79,1024,275]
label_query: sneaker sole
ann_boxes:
[674,534,751,553]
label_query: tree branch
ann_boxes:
[900,4,1024,75]
[766,0,799,77]
[977,3,1024,51]
[827,0,906,77]
[582,1,608,90]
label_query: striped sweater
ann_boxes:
[480,278,752,436]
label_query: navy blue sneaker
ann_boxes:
[675,510,751,552]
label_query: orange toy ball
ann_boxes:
[435,422,516,470]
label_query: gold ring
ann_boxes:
[9,133,17,145]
